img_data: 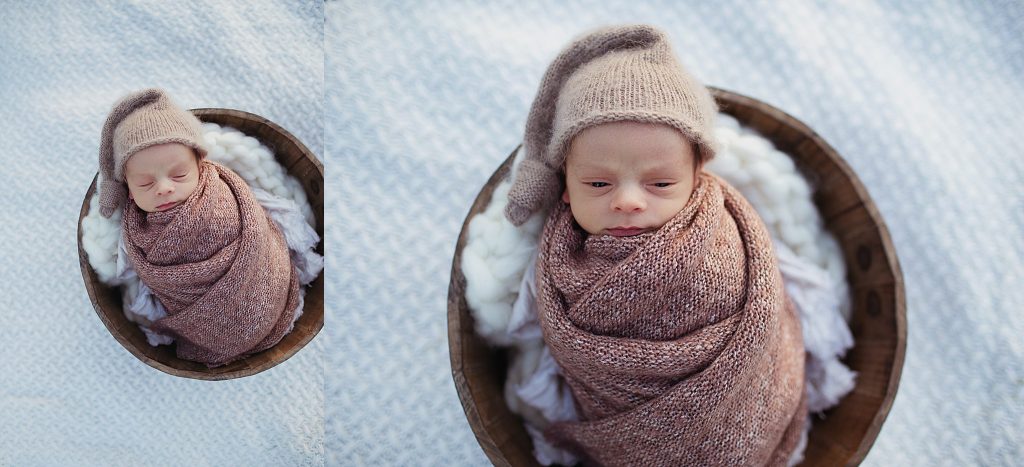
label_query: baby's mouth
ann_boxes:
[156,201,179,211]
[605,226,650,237]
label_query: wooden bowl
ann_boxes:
[78,108,324,381]
[447,88,906,465]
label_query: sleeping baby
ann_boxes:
[504,25,807,466]
[97,88,299,367]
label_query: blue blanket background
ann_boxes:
[0,2,323,465]
[0,1,1020,465]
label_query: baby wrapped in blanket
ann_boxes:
[96,89,299,367]
[505,25,806,465]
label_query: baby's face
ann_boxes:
[562,121,698,237]
[124,142,200,213]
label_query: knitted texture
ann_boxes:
[98,88,208,218]
[537,173,806,466]
[122,160,299,366]
[506,24,719,226]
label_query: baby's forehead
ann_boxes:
[568,155,689,172]
[565,143,695,169]
[564,121,697,163]
[125,145,199,176]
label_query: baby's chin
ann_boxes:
[153,200,182,212]
[133,200,181,213]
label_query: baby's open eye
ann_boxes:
[652,182,673,188]
[588,182,609,188]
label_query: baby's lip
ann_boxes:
[605,226,650,237]
[156,201,179,210]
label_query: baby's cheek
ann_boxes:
[181,183,198,199]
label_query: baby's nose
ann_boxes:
[156,181,175,196]
[611,187,646,212]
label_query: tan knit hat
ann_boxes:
[505,24,719,226]
[97,88,208,218]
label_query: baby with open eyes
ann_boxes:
[97,88,299,367]
[504,25,807,466]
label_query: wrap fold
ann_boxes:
[123,160,299,366]
[537,173,806,466]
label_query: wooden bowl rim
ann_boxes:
[447,87,906,465]
[77,107,324,381]
[709,87,906,463]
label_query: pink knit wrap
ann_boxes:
[537,173,807,466]
[123,161,299,367]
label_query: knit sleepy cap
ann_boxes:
[97,88,208,218]
[505,24,719,226]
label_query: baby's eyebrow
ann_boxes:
[127,175,155,183]
[571,168,615,178]
[169,162,192,171]
[643,162,688,174]
[569,160,614,171]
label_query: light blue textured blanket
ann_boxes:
[328,1,1023,466]
[2,1,1021,465]
[0,2,323,465]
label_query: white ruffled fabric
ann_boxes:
[502,253,579,466]
[462,115,856,465]
[81,123,324,346]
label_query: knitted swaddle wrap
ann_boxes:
[123,160,299,366]
[537,173,807,466]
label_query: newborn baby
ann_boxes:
[97,88,299,367]
[505,25,807,466]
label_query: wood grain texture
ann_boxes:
[447,88,906,466]
[77,108,324,381]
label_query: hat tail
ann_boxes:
[97,88,165,218]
